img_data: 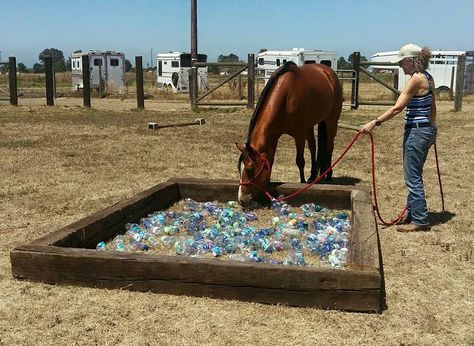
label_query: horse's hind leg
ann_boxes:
[306,127,317,182]
[294,136,306,183]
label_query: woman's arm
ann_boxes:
[360,75,423,133]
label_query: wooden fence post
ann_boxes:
[190,68,197,108]
[454,54,465,112]
[351,52,360,109]
[247,53,255,110]
[135,56,145,110]
[45,57,54,106]
[8,57,18,106]
[393,72,399,101]
[82,55,91,107]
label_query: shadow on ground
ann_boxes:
[429,210,456,226]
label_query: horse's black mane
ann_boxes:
[238,61,297,173]
[246,61,297,143]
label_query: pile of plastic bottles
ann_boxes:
[96,198,351,268]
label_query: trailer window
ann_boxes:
[72,61,75,69]
[283,59,287,64]
[172,61,179,68]
[276,59,280,66]
[258,58,264,65]
[158,61,162,76]
[304,60,316,64]
[94,59,103,66]
[320,60,332,67]
[110,58,119,67]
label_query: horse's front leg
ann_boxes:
[295,136,306,183]
[306,126,317,182]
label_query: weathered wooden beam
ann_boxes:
[454,54,465,112]
[8,57,18,106]
[135,56,145,109]
[81,55,91,107]
[247,53,255,109]
[45,57,54,106]
[351,52,360,109]
[194,62,247,67]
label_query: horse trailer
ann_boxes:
[156,52,208,93]
[371,50,474,96]
[257,48,337,85]
[71,51,125,94]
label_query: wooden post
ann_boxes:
[351,52,360,109]
[393,71,399,101]
[135,56,145,110]
[8,56,18,106]
[247,53,255,109]
[454,54,465,112]
[238,73,242,100]
[45,57,54,106]
[82,55,91,108]
[449,66,455,101]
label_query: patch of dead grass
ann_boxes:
[0,98,473,345]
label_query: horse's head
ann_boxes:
[235,142,271,207]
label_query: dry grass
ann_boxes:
[0,98,473,345]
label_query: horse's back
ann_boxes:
[276,63,342,126]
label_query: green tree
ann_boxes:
[216,53,241,74]
[337,57,352,70]
[348,53,368,67]
[17,63,28,73]
[125,59,132,72]
[33,63,44,73]
[38,48,67,72]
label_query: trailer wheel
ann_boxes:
[436,86,452,101]
[171,72,179,88]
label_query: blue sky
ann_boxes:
[1,0,472,68]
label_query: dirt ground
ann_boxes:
[0,97,472,345]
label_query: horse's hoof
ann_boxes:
[307,177,316,183]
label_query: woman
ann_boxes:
[360,43,437,232]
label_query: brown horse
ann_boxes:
[236,62,342,206]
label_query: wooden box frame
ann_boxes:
[10,178,384,312]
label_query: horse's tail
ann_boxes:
[317,71,343,180]
[246,61,297,142]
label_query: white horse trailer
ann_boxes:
[257,48,337,84]
[71,51,125,93]
[156,52,208,92]
[371,50,474,96]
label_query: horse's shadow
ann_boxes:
[428,210,456,226]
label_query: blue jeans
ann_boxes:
[403,126,437,225]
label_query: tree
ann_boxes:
[348,53,368,67]
[66,57,72,71]
[217,53,239,63]
[125,59,132,72]
[33,63,44,73]
[216,53,241,74]
[17,63,28,73]
[38,48,67,72]
[337,57,352,70]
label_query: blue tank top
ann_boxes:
[404,71,433,126]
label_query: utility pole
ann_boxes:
[0,51,2,62]
[190,0,198,108]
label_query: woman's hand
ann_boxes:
[360,119,377,134]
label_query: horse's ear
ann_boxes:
[235,142,246,153]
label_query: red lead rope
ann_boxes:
[242,131,418,227]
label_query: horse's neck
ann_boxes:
[250,128,279,166]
